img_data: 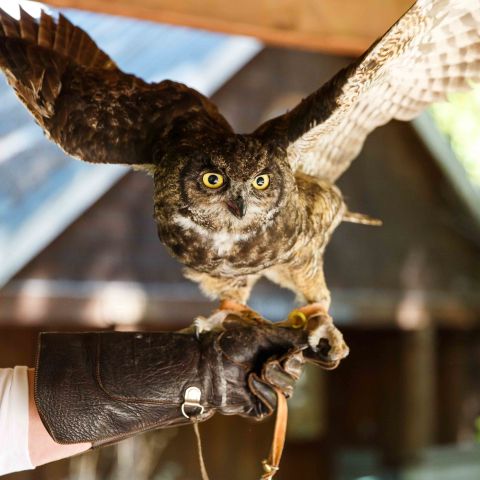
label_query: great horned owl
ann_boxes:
[1,1,479,358]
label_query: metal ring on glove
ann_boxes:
[181,386,205,418]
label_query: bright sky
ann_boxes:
[0,0,46,17]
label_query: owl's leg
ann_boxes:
[295,278,348,360]
[184,269,261,335]
[267,263,349,361]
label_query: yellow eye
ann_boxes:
[252,174,270,190]
[202,172,224,189]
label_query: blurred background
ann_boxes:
[1,0,480,479]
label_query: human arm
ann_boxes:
[27,368,91,468]
[1,313,340,478]
[0,367,90,477]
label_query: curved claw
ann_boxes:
[193,302,267,338]
[193,310,230,337]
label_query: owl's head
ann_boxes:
[156,135,295,234]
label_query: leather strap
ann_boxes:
[191,388,288,480]
[193,422,211,480]
[261,388,288,480]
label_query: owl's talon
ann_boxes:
[307,313,349,361]
[219,300,264,323]
[289,303,349,361]
[194,302,266,337]
[194,310,230,337]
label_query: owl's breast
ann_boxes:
[157,213,298,276]
[155,175,346,277]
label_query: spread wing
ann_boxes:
[255,0,480,182]
[0,7,232,167]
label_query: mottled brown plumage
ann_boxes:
[1,1,480,356]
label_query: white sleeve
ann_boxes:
[0,367,35,475]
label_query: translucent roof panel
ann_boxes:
[0,1,261,287]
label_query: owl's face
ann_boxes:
[157,135,295,234]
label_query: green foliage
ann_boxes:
[475,416,480,443]
[429,85,480,187]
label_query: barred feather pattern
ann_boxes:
[259,0,480,182]
[0,7,117,120]
[0,7,231,166]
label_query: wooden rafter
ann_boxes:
[45,0,414,55]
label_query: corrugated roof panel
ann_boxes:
[0,1,261,288]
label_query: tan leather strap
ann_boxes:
[261,388,288,480]
[192,389,288,480]
[193,422,211,480]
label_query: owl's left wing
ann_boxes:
[255,0,480,182]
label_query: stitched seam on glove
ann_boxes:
[91,410,216,449]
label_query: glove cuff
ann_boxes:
[35,332,215,447]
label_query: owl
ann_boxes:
[1,1,479,359]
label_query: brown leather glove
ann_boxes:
[34,314,338,448]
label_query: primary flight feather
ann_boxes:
[1,0,479,356]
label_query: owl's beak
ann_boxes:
[226,196,246,218]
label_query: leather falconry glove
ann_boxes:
[34,313,343,479]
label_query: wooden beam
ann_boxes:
[1,280,479,328]
[45,0,414,56]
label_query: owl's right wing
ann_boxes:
[254,0,480,183]
[0,8,232,167]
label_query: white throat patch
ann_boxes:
[173,214,254,256]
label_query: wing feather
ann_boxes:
[0,7,232,166]
[255,0,480,182]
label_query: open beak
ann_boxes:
[226,196,246,218]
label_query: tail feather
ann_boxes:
[343,211,383,226]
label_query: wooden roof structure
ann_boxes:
[2,7,480,479]
[45,0,413,55]
[2,45,480,480]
